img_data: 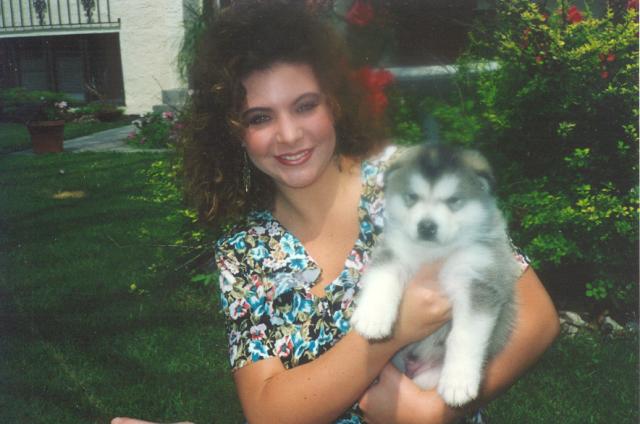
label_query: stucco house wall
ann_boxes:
[113,0,188,114]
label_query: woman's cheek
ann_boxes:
[244,128,272,157]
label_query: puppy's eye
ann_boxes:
[403,192,418,207]
[446,196,464,210]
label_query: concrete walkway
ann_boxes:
[14,124,167,155]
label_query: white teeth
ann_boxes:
[280,151,308,161]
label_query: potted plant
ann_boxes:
[24,97,70,153]
[0,88,75,153]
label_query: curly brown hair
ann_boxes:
[180,0,386,227]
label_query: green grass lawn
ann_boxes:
[0,152,637,423]
[0,152,242,423]
[486,332,638,423]
[0,119,133,154]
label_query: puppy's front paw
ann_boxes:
[351,294,398,340]
[437,363,482,407]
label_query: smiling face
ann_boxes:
[240,62,337,192]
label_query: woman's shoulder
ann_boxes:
[360,144,406,186]
[215,210,277,260]
[364,143,401,167]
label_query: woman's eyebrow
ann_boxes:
[241,107,270,119]
[295,92,321,103]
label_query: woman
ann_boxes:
[115,1,559,423]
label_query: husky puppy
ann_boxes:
[351,143,521,407]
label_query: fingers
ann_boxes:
[422,287,452,322]
[406,282,452,322]
[359,364,400,406]
[394,277,452,344]
[360,363,430,424]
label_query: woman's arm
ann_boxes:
[234,272,452,424]
[358,267,560,424]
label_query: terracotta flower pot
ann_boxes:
[27,120,65,153]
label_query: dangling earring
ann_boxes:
[242,151,251,193]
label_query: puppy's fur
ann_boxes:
[351,144,521,407]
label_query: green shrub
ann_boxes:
[387,90,423,145]
[423,1,639,313]
[73,101,125,122]
[0,87,75,123]
[136,157,219,285]
[127,111,182,149]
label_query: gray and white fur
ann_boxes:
[351,143,521,407]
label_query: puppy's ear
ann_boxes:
[383,159,403,186]
[460,149,495,192]
[383,147,416,186]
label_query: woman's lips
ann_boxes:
[275,148,313,166]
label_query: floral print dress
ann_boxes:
[214,145,529,423]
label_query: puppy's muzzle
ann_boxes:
[417,219,438,241]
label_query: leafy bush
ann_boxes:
[0,89,126,124]
[127,111,183,149]
[387,90,424,145]
[135,157,219,285]
[72,101,125,122]
[0,88,75,123]
[422,1,639,314]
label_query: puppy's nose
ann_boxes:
[418,219,438,241]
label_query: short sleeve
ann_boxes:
[215,243,277,371]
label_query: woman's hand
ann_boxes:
[358,364,459,424]
[391,264,452,347]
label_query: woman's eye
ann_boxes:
[447,196,464,209]
[296,101,318,114]
[403,192,418,207]
[246,114,271,126]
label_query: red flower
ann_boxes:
[628,0,639,10]
[346,0,374,27]
[566,5,583,24]
[353,66,394,117]
[607,53,616,62]
[601,70,609,79]
[370,91,389,117]
[356,66,394,90]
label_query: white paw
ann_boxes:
[437,364,482,407]
[351,296,397,340]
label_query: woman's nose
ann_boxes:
[276,114,302,144]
